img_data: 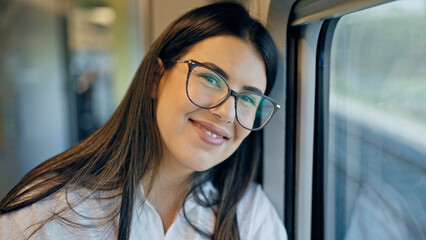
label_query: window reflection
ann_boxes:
[326,0,426,239]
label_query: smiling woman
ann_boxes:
[0,2,286,240]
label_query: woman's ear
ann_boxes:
[157,58,164,69]
[151,58,165,99]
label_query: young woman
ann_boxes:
[0,2,286,239]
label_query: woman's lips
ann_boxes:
[189,119,229,146]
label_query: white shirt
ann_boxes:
[0,182,287,240]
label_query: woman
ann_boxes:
[0,2,286,239]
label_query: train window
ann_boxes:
[324,0,426,239]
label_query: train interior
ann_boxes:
[0,0,425,239]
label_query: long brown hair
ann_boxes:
[0,2,278,240]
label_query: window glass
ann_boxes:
[326,0,426,239]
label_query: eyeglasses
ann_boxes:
[174,59,280,131]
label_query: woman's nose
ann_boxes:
[210,97,236,123]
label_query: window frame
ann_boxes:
[312,18,339,240]
[288,0,396,239]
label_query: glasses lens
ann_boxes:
[236,93,274,130]
[187,65,228,108]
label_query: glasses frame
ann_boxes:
[175,59,281,131]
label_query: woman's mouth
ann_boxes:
[189,119,229,146]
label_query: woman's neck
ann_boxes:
[143,156,194,233]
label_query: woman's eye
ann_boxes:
[202,74,222,88]
[240,95,257,106]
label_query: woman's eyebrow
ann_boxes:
[242,85,263,94]
[202,62,229,80]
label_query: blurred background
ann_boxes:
[0,0,271,198]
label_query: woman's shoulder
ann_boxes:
[0,187,120,239]
[238,183,271,208]
[237,183,288,240]
[0,189,66,239]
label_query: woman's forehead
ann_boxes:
[179,35,267,93]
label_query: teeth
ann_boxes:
[205,130,219,138]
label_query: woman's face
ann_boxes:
[155,35,267,174]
